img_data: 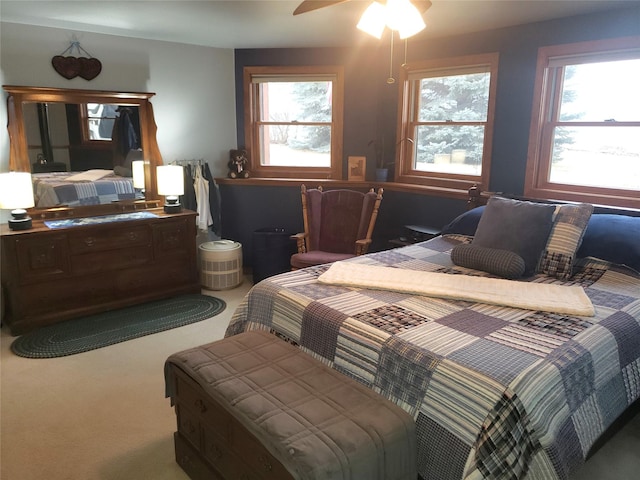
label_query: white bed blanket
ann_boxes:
[317,262,595,316]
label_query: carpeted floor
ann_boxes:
[11,294,225,358]
[1,277,639,480]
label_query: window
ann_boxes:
[81,103,118,142]
[525,37,640,209]
[243,66,344,179]
[396,53,499,192]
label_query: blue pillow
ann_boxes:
[472,197,555,275]
[577,214,640,272]
[441,206,485,236]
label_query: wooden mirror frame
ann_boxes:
[4,85,163,206]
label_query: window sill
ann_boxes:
[215,177,479,202]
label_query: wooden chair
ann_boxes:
[290,185,383,269]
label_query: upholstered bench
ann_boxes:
[165,330,417,480]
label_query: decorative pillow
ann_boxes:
[472,196,555,275]
[451,244,526,279]
[577,213,640,273]
[537,203,594,279]
[441,206,485,236]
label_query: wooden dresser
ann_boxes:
[1,207,201,335]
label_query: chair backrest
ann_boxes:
[301,185,383,254]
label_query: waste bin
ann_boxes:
[199,240,243,290]
[252,228,296,284]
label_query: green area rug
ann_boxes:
[11,294,225,359]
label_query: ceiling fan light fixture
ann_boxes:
[357,2,386,39]
[358,0,426,39]
[397,10,426,38]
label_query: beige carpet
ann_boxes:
[1,276,639,480]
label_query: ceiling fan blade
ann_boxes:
[293,0,432,16]
[293,0,350,16]
[411,0,433,14]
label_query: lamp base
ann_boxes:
[164,202,182,214]
[8,216,32,230]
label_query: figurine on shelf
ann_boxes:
[228,148,249,179]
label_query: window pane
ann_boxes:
[87,103,117,140]
[259,82,332,123]
[418,72,490,122]
[559,59,640,122]
[259,125,331,167]
[550,126,640,190]
[413,125,483,175]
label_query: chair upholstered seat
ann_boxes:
[290,250,355,269]
[290,185,383,270]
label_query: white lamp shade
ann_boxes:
[132,160,146,189]
[0,172,35,210]
[156,165,184,196]
[396,1,426,39]
[357,2,386,39]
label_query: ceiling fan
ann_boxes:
[293,0,432,17]
[294,0,432,40]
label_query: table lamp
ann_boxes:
[0,172,36,230]
[132,160,145,189]
[156,165,184,213]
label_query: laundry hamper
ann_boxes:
[199,240,243,290]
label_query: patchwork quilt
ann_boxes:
[226,235,640,480]
[33,171,138,207]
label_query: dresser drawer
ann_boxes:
[14,277,115,317]
[114,259,196,293]
[153,219,192,257]
[68,225,151,254]
[14,234,70,283]
[71,246,153,275]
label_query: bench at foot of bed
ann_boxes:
[165,330,417,480]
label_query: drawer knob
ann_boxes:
[194,399,207,413]
[84,237,96,247]
[127,231,139,241]
[258,454,273,471]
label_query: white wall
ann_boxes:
[0,22,237,177]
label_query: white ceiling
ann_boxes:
[1,0,638,49]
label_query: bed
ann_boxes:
[32,170,139,207]
[224,196,640,480]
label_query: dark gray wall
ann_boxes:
[223,6,640,267]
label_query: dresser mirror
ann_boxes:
[4,85,163,211]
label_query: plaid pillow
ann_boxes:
[451,245,526,279]
[537,203,594,279]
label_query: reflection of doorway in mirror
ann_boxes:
[348,156,366,181]
[23,102,71,170]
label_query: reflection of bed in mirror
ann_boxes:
[3,85,164,207]
[32,170,143,207]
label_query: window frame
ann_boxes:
[243,65,344,179]
[524,36,640,210]
[79,103,117,145]
[395,53,499,193]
